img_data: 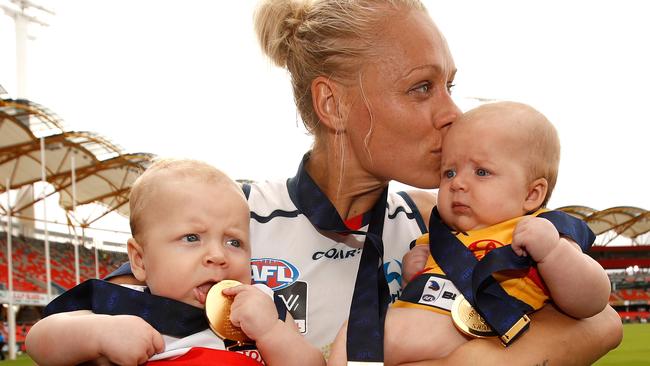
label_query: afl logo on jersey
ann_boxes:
[250,258,300,290]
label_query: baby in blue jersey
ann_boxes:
[26,159,325,366]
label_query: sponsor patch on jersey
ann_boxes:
[416,275,460,311]
[250,258,300,291]
[312,247,362,260]
[275,281,308,334]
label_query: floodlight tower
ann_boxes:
[1,1,54,361]
[1,0,54,98]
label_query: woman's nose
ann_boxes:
[433,93,462,134]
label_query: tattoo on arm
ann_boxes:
[533,360,549,366]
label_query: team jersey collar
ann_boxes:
[287,152,372,230]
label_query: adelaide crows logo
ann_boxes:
[467,239,505,260]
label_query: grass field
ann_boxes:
[1,354,33,365]
[2,324,648,365]
[595,323,650,366]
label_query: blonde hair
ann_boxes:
[254,0,426,138]
[463,102,560,208]
[129,158,241,239]
[524,109,560,207]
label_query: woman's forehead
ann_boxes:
[371,9,454,77]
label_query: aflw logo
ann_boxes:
[250,258,300,290]
[278,293,301,312]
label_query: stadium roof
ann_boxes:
[1,97,648,242]
[0,98,154,224]
[558,205,650,244]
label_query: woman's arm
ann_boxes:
[398,301,622,365]
[402,304,622,365]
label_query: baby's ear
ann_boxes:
[127,237,147,282]
[523,178,548,212]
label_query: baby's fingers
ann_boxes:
[510,239,528,257]
[152,330,165,355]
[221,284,249,297]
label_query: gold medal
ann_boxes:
[450,294,497,338]
[205,280,253,346]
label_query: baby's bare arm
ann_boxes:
[537,236,611,318]
[26,310,164,366]
[512,216,610,318]
[224,285,325,366]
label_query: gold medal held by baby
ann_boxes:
[450,294,498,338]
[205,280,253,347]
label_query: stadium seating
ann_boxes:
[608,270,650,322]
[0,235,128,293]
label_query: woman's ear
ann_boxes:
[311,76,344,133]
[523,178,549,212]
[127,237,147,282]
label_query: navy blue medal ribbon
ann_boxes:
[287,154,390,362]
[44,279,208,338]
[428,207,594,345]
[45,280,289,339]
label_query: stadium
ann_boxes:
[2,1,650,365]
[2,95,649,364]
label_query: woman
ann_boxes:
[247,0,621,364]
[97,0,619,364]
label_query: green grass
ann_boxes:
[0,353,34,365]
[595,323,650,366]
[3,324,648,365]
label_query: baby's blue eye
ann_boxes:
[182,234,200,243]
[226,239,241,248]
[476,168,490,177]
[444,169,456,179]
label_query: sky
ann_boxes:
[1,0,649,236]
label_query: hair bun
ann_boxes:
[254,0,308,68]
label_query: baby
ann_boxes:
[26,159,324,366]
[383,102,611,364]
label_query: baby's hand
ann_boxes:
[97,314,164,365]
[402,244,430,288]
[223,284,279,341]
[512,216,560,262]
